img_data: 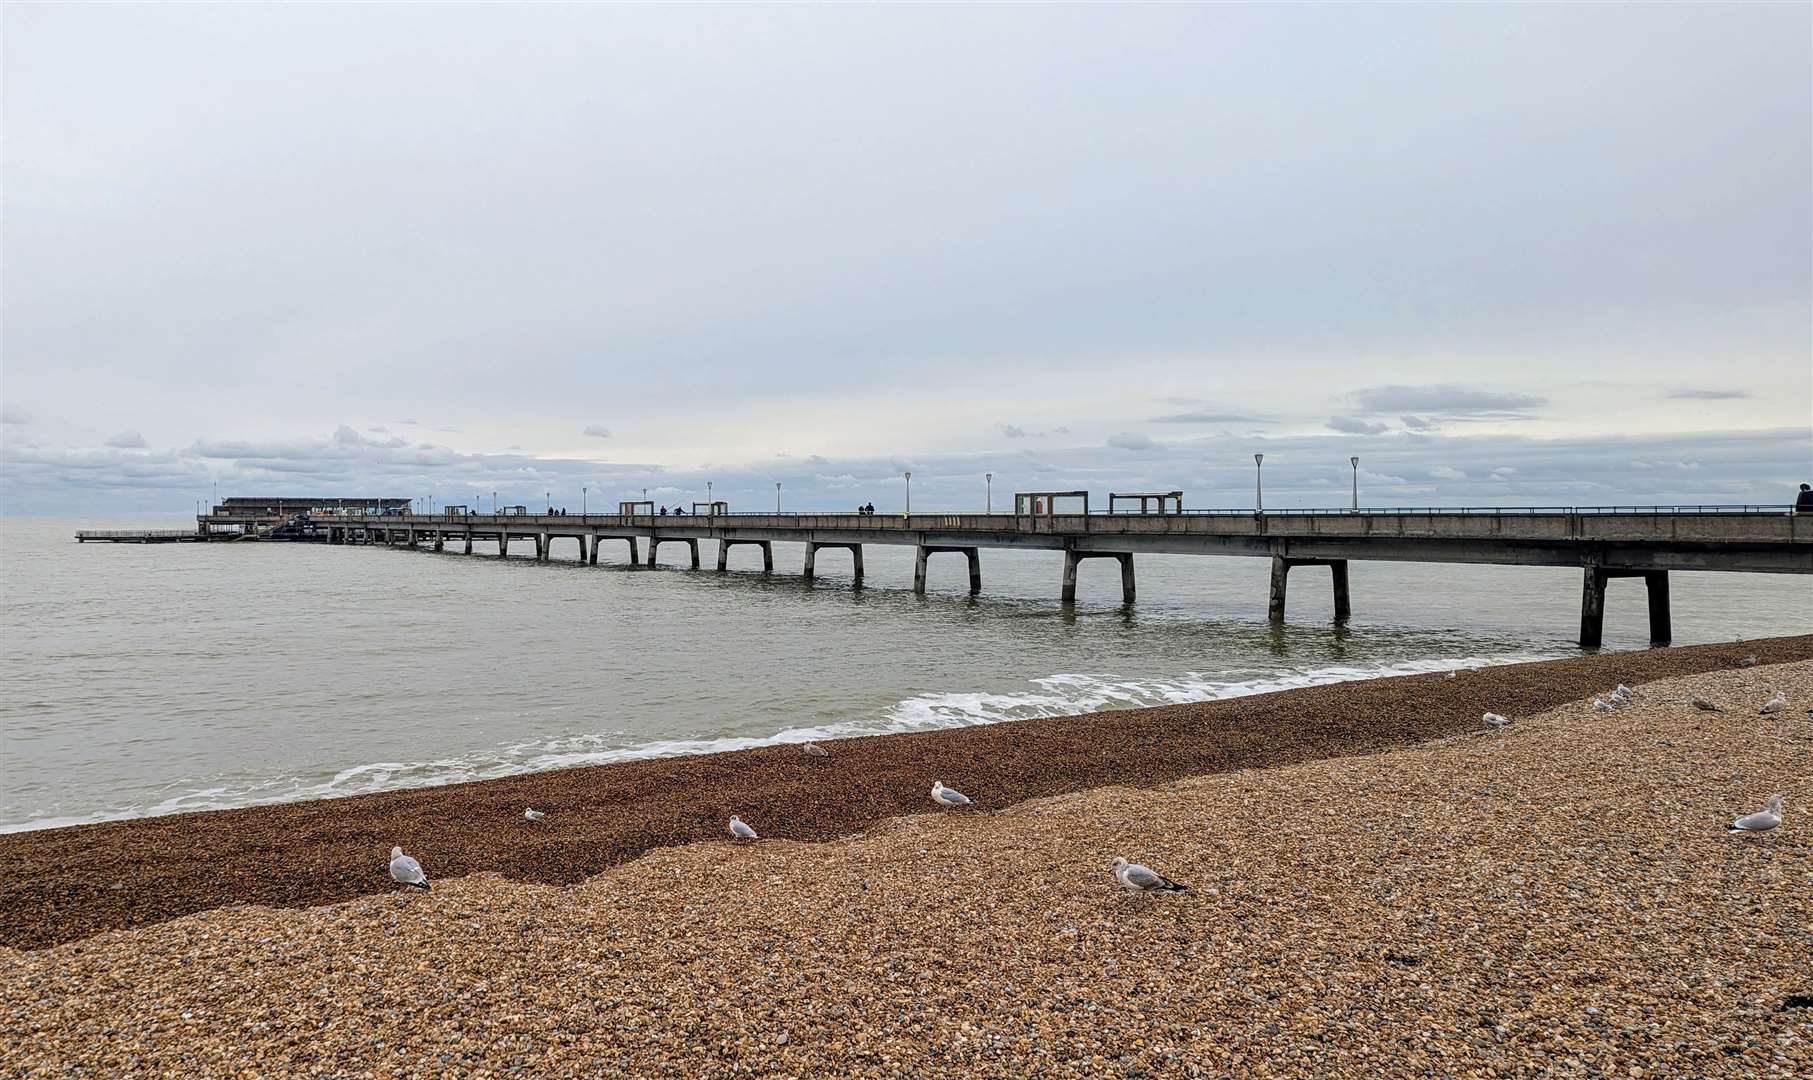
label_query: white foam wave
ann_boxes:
[0,650,1555,833]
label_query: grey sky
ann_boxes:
[3,3,1809,514]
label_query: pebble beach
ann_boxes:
[4,645,1810,1077]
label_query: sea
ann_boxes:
[3,515,1808,832]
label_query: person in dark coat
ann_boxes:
[1797,483,1813,512]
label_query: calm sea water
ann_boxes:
[3,516,1808,831]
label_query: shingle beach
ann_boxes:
[3,645,1809,1077]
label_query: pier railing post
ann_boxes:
[1330,559,1351,624]
[1579,566,1608,648]
[1645,570,1671,645]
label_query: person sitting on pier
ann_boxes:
[674,506,685,516]
[659,506,668,516]
[1798,483,1813,513]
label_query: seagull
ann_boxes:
[1760,693,1787,715]
[524,808,546,822]
[1729,794,1784,833]
[1111,857,1191,895]
[1690,695,1722,713]
[1482,712,1510,730]
[802,742,830,758]
[1610,684,1632,705]
[930,781,972,807]
[389,846,429,891]
[1444,671,1458,680]
[1736,655,1758,668]
[728,815,759,841]
[1592,697,1614,713]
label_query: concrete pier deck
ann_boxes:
[289,505,1810,646]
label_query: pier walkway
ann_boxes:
[290,505,1811,647]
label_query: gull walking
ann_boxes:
[1760,693,1787,715]
[1482,712,1510,730]
[389,846,429,891]
[930,781,972,808]
[1729,794,1784,833]
[524,808,546,822]
[1111,857,1191,895]
[802,742,830,758]
[728,815,759,841]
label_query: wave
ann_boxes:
[0,649,1557,833]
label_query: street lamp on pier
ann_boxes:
[1350,457,1360,512]
[776,481,782,513]
[904,471,912,515]
[985,472,992,513]
[582,486,587,516]
[1254,453,1264,513]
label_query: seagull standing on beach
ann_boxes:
[1737,656,1758,668]
[524,808,546,822]
[1592,697,1614,713]
[1690,695,1723,713]
[802,742,830,758]
[728,815,759,841]
[1729,794,1784,833]
[389,847,429,891]
[930,781,972,808]
[1760,693,1787,715]
[1111,857,1191,895]
[1482,712,1510,730]
[1610,684,1632,705]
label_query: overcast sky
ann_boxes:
[4,3,1809,515]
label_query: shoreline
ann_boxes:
[3,633,1809,950]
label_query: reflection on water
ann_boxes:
[3,517,1808,831]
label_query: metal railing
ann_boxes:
[337,503,1797,521]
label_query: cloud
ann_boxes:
[368,426,390,433]
[1667,388,1750,400]
[581,425,612,439]
[105,431,148,449]
[1105,433,1156,451]
[1400,415,1439,432]
[1150,412,1272,424]
[1351,385,1547,419]
[1427,465,1466,480]
[396,419,420,426]
[0,407,32,426]
[1000,425,1034,438]
[1326,416,1389,435]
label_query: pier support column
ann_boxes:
[1330,560,1351,624]
[914,546,930,594]
[433,533,444,552]
[498,532,510,558]
[577,535,590,564]
[804,543,818,580]
[688,539,701,569]
[760,540,773,573]
[1268,555,1289,621]
[588,536,599,565]
[1646,570,1671,644]
[717,541,730,572]
[966,549,982,594]
[1579,567,1608,648]
[625,537,639,564]
[538,533,551,562]
[1062,550,1080,603]
[1117,552,1135,604]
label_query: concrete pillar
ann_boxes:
[915,545,930,594]
[852,544,865,584]
[463,531,473,555]
[717,541,729,572]
[540,533,553,562]
[688,539,701,570]
[1061,550,1080,603]
[1645,570,1671,645]
[804,543,818,580]
[646,539,658,567]
[1579,566,1608,648]
[1268,555,1290,621]
[626,537,639,565]
[760,541,773,574]
[1330,559,1351,624]
[965,548,982,594]
[499,532,510,558]
[1117,552,1135,604]
[433,533,444,552]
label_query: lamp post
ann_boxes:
[707,481,713,511]
[1254,453,1264,513]
[985,472,992,513]
[492,490,497,515]
[904,471,912,515]
[775,481,782,513]
[582,486,587,516]
[545,491,550,515]
[1350,456,1360,512]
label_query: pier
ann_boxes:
[256,501,1811,648]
